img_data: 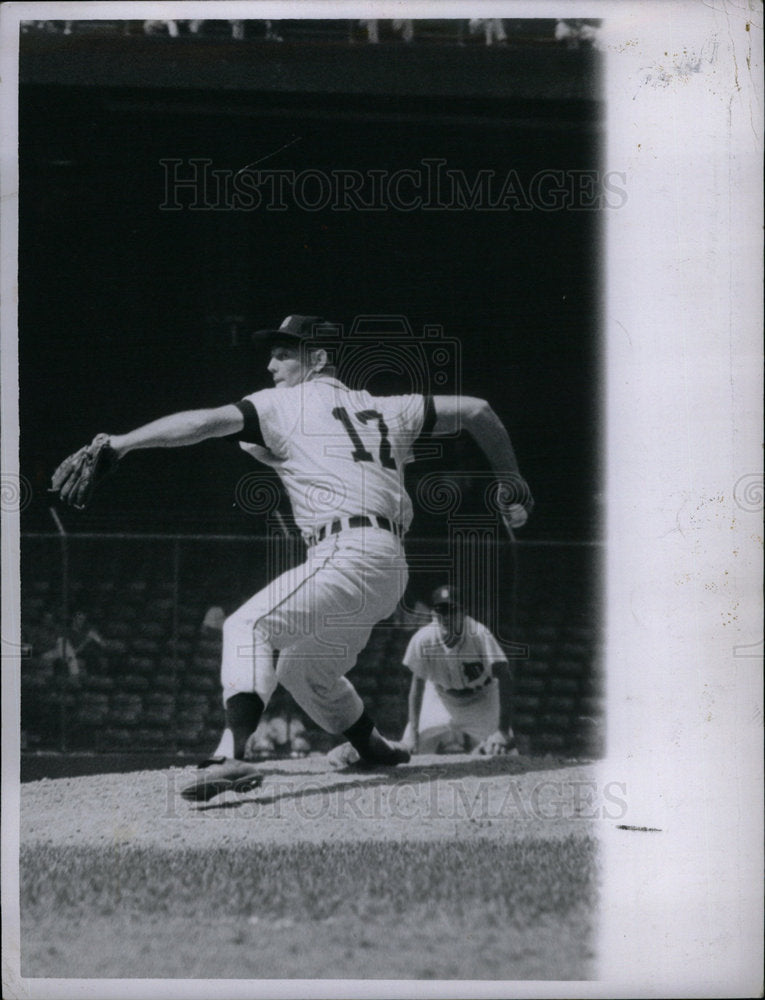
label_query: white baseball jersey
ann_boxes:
[234,376,433,534]
[403,615,507,692]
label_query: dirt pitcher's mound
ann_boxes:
[22,753,600,849]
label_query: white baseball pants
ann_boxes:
[405,680,499,752]
[220,527,408,734]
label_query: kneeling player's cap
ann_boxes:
[430,585,463,610]
[252,315,335,346]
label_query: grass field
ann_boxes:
[19,753,599,981]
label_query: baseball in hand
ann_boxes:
[505,504,528,528]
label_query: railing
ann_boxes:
[19,531,604,757]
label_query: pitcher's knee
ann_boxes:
[278,663,363,734]
[276,655,311,693]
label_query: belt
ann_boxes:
[305,514,404,548]
[443,676,494,697]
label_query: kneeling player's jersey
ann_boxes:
[234,375,434,534]
[403,615,506,693]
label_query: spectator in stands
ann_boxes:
[143,20,179,38]
[246,711,312,758]
[359,20,379,44]
[465,19,507,47]
[392,19,414,43]
[184,19,249,41]
[555,20,601,50]
[264,21,283,42]
[201,605,226,635]
[358,19,414,45]
[26,611,59,678]
[40,610,109,682]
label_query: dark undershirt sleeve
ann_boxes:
[223,399,266,447]
[413,394,437,445]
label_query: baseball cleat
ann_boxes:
[327,741,411,771]
[180,756,265,803]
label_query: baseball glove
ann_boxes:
[51,433,119,510]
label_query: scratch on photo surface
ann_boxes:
[235,135,304,178]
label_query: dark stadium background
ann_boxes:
[17,20,604,762]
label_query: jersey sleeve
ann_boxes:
[223,398,267,446]
[234,388,287,454]
[415,395,437,443]
[478,626,507,665]
[378,394,435,465]
[402,630,428,677]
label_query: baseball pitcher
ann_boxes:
[51,314,533,800]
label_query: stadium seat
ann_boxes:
[184,673,217,693]
[107,621,131,640]
[137,621,166,639]
[510,712,536,733]
[107,728,136,749]
[515,675,545,695]
[75,693,110,725]
[112,605,139,622]
[133,727,173,749]
[579,695,604,717]
[545,695,576,714]
[529,641,555,659]
[538,712,570,733]
[165,638,193,656]
[176,707,208,727]
[554,659,586,678]
[126,655,155,673]
[81,674,115,692]
[513,694,542,714]
[559,642,590,661]
[143,694,175,725]
[109,700,144,725]
[549,676,580,695]
[523,659,550,676]
[569,716,604,756]
[533,625,560,642]
[177,692,209,711]
[564,625,596,642]
[578,677,602,697]
[152,672,177,692]
[130,638,161,657]
[196,638,222,657]
[536,732,566,752]
[192,653,218,671]
[175,724,205,747]
[121,673,151,692]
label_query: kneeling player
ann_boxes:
[401,586,519,756]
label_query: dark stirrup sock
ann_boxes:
[343,709,375,757]
[225,692,265,759]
